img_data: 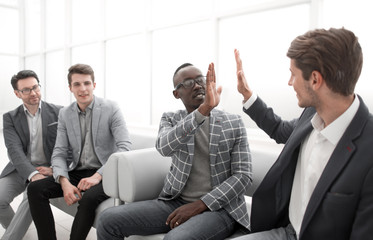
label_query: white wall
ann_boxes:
[1,0,372,132]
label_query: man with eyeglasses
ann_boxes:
[97,63,251,240]
[0,70,62,240]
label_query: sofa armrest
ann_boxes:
[117,147,171,202]
[245,143,282,196]
[103,152,121,199]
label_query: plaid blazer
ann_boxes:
[156,108,252,229]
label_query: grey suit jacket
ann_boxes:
[246,95,373,240]
[1,101,62,182]
[52,96,131,180]
[156,109,252,229]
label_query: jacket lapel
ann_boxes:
[17,106,30,148]
[40,101,48,145]
[300,97,369,237]
[208,111,222,165]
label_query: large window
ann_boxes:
[1,0,372,131]
[0,3,19,121]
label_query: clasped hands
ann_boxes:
[61,173,102,206]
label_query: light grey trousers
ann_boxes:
[0,171,33,240]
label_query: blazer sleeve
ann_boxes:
[155,111,200,156]
[51,110,71,180]
[3,112,36,181]
[95,102,131,175]
[244,96,298,144]
[109,102,131,152]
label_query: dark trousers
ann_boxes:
[27,169,109,240]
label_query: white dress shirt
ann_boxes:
[244,93,360,238]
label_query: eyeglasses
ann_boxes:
[174,76,206,90]
[18,84,41,95]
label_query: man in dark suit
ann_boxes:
[0,70,62,240]
[232,27,373,240]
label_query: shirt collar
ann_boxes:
[23,101,42,116]
[311,94,360,145]
[77,96,95,114]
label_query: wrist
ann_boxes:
[197,105,212,116]
[242,89,253,101]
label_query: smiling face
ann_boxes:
[15,77,41,108]
[69,73,96,111]
[173,66,206,113]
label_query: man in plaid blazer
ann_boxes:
[97,63,251,240]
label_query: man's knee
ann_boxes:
[27,179,50,200]
[97,208,118,235]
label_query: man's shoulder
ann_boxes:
[42,101,63,111]
[94,96,118,108]
[4,105,24,119]
[212,109,242,121]
[162,109,188,119]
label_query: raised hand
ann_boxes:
[234,49,252,101]
[198,62,222,116]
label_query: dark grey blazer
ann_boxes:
[245,95,373,240]
[1,101,62,182]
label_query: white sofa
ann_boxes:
[101,127,283,239]
[49,126,159,227]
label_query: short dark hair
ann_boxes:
[287,27,363,96]
[67,63,95,86]
[173,63,193,87]
[11,70,39,90]
[173,63,193,78]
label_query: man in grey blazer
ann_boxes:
[97,63,251,240]
[233,28,373,240]
[27,63,131,240]
[0,70,62,240]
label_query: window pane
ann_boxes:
[217,0,277,13]
[150,0,213,27]
[0,8,18,54]
[25,55,43,96]
[25,0,41,53]
[105,0,145,37]
[0,56,20,113]
[322,0,373,113]
[152,21,213,125]
[106,35,149,125]
[72,0,102,44]
[219,4,310,128]
[45,51,70,106]
[0,0,17,6]
[71,43,104,98]
[46,0,65,49]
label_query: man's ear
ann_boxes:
[311,70,323,90]
[14,90,21,99]
[173,90,180,99]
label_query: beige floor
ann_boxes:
[0,130,97,240]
